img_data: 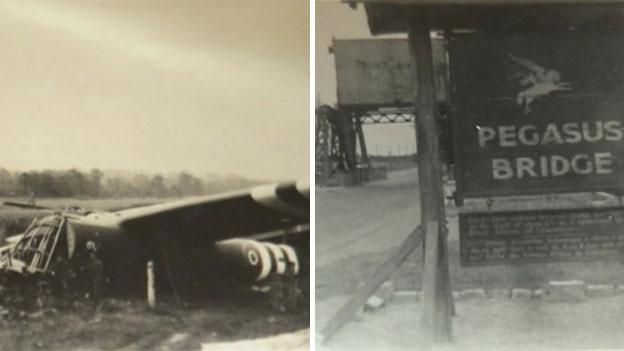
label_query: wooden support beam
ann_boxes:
[355,117,370,167]
[408,16,453,342]
[320,226,424,343]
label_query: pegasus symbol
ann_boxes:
[508,53,571,114]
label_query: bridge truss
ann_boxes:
[315,105,416,184]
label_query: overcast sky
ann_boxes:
[0,0,308,180]
[316,1,415,156]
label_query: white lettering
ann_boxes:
[477,121,622,146]
[540,156,549,177]
[490,153,613,179]
[604,121,623,141]
[516,157,537,178]
[499,125,517,147]
[541,124,565,145]
[562,122,582,143]
[570,154,592,175]
[582,121,604,142]
[518,125,539,146]
[550,155,570,176]
[595,152,613,174]
[492,159,513,179]
[478,127,496,147]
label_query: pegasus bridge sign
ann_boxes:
[450,29,624,267]
[449,30,624,199]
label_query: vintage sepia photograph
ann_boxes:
[0,0,309,350]
[316,0,624,350]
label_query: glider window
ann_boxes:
[12,216,65,273]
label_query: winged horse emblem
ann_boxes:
[508,53,571,114]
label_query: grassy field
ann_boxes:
[0,294,308,350]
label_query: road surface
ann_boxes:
[316,168,422,269]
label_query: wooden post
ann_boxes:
[422,221,439,332]
[147,260,156,309]
[408,16,453,342]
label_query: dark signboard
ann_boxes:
[459,207,624,266]
[448,30,624,198]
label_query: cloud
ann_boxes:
[0,1,308,180]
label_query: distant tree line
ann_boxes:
[0,168,263,198]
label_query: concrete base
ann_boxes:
[490,288,511,300]
[393,291,419,304]
[533,289,545,300]
[375,281,394,303]
[586,284,615,298]
[459,288,487,301]
[511,288,533,302]
[364,281,395,312]
[545,280,586,302]
[365,296,385,311]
